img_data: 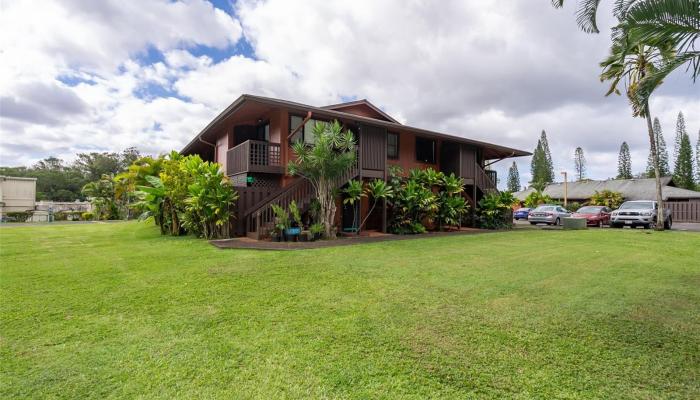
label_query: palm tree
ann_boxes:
[616,0,700,105]
[600,36,674,229]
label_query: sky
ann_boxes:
[0,0,698,189]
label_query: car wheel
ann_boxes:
[530,222,536,225]
[612,224,622,229]
[555,218,560,226]
[643,224,650,229]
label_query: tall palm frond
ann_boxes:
[552,0,605,33]
[617,0,700,79]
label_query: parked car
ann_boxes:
[572,205,612,227]
[610,200,672,229]
[513,207,531,220]
[528,204,572,226]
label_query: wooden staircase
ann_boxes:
[475,163,498,195]
[243,167,358,239]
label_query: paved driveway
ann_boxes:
[672,222,700,232]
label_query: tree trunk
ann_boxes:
[644,101,664,231]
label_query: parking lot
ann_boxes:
[514,219,700,232]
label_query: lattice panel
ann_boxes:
[250,174,281,188]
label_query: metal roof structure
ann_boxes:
[513,177,700,201]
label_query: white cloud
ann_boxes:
[0,0,697,186]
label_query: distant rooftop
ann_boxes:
[514,177,700,201]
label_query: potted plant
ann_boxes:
[284,201,303,241]
[309,222,323,241]
[270,224,283,242]
[271,204,290,241]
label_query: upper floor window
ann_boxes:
[416,137,436,164]
[289,115,327,145]
[387,132,399,159]
[257,121,270,142]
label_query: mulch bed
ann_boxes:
[209,228,489,250]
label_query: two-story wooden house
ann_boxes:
[181,94,529,238]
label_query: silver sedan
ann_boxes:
[528,205,572,226]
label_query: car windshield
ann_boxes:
[619,202,654,210]
[576,206,602,213]
[534,206,555,212]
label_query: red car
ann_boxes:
[572,206,612,227]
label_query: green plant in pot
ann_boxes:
[284,201,303,241]
[271,204,289,241]
[309,222,324,241]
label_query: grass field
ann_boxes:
[1,222,699,399]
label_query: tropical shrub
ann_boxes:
[524,189,554,208]
[389,176,437,234]
[477,191,516,229]
[436,173,469,230]
[388,168,468,233]
[589,190,624,209]
[82,174,120,220]
[53,211,84,221]
[565,201,581,212]
[181,157,238,239]
[81,212,94,221]
[3,211,32,222]
[134,153,238,239]
[288,120,356,238]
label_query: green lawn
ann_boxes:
[1,222,699,399]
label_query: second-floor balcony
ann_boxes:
[226,140,283,176]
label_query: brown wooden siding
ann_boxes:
[387,131,440,174]
[360,124,386,172]
[667,200,700,222]
[460,145,476,179]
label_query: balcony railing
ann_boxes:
[226,140,282,176]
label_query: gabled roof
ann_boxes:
[181,94,530,159]
[513,177,700,201]
[321,99,401,124]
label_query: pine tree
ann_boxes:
[617,142,632,179]
[673,111,686,166]
[646,118,670,177]
[574,147,586,180]
[507,161,520,192]
[673,131,695,189]
[539,130,555,183]
[530,132,554,186]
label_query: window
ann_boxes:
[415,137,436,164]
[256,122,270,142]
[387,133,399,159]
[289,115,327,144]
